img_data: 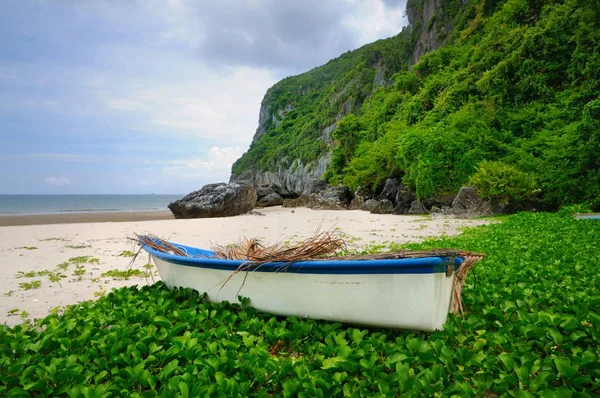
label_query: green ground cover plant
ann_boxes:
[1,212,599,396]
[17,280,41,290]
[67,256,99,264]
[39,237,69,242]
[100,269,147,280]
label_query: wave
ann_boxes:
[58,208,122,212]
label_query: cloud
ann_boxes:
[94,66,276,145]
[380,0,407,10]
[157,0,408,72]
[45,176,71,187]
[344,0,408,44]
[191,0,356,71]
[162,146,244,182]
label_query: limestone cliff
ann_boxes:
[231,0,465,194]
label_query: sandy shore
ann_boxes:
[0,210,174,227]
[0,207,490,326]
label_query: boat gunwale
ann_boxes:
[143,242,466,275]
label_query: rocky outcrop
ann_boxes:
[392,185,417,214]
[168,183,256,219]
[256,192,283,207]
[380,178,400,203]
[283,184,352,210]
[362,199,378,212]
[255,184,294,207]
[349,187,372,210]
[407,200,428,215]
[370,199,394,214]
[451,186,506,218]
[231,155,332,196]
[423,194,456,211]
[349,195,365,210]
[406,0,457,66]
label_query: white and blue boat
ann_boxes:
[574,213,600,220]
[141,238,483,331]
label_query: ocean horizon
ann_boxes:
[0,194,183,216]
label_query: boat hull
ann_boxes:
[574,213,600,220]
[151,255,457,331]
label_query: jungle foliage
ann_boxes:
[327,0,600,209]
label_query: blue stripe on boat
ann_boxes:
[142,242,465,275]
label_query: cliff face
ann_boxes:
[230,0,461,194]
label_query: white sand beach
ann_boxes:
[0,207,490,326]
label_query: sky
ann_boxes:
[0,0,408,194]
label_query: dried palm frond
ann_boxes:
[211,238,265,261]
[134,234,188,257]
[212,230,346,264]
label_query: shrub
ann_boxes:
[469,161,538,202]
[393,71,421,94]
[557,203,593,217]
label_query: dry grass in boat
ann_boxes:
[211,230,347,263]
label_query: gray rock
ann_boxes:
[349,187,371,210]
[380,178,400,204]
[451,186,506,218]
[168,183,256,219]
[429,205,446,218]
[303,180,328,195]
[230,155,332,195]
[362,199,379,212]
[349,196,364,210]
[311,185,353,210]
[423,194,456,210]
[256,185,274,198]
[283,184,352,210]
[257,192,284,207]
[395,185,416,210]
[370,199,394,214]
[391,203,406,215]
[283,195,309,208]
[407,200,428,215]
[255,184,287,207]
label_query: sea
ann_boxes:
[0,195,183,216]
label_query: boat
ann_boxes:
[140,238,484,331]
[574,213,600,220]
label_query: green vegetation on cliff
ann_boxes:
[326,0,600,209]
[231,31,418,175]
[233,0,599,209]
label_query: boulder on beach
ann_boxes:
[379,178,400,203]
[370,199,394,214]
[407,200,428,215]
[283,183,352,210]
[256,185,285,207]
[451,186,499,218]
[168,183,257,219]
